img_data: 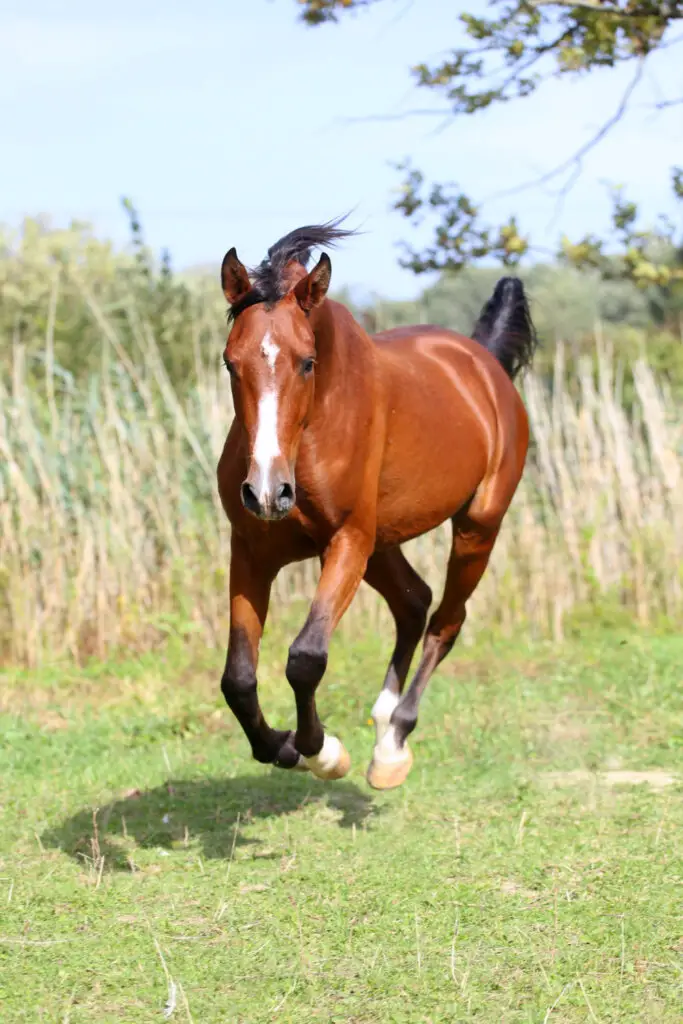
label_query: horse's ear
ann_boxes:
[293,253,332,313]
[221,248,251,305]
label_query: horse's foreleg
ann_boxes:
[222,539,305,770]
[367,513,499,790]
[286,528,371,779]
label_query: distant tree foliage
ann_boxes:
[299,1,679,88]
[0,203,223,389]
[295,1,683,291]
[345,262,653,346]
[3,211,683,401]
[341,262,683,395]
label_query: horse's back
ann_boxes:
[373,322,526,422]
[373,323,504,373]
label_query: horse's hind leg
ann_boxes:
[363,548,432,758]
[367,510,499,790]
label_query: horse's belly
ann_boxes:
[375,427,487,546]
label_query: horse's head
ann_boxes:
[220,246,332,521]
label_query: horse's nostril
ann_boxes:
[241,481,260,512]
[275,482,294,510]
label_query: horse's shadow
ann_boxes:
[42,771,377,871]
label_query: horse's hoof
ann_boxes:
[304,734,351,781]
[366,746,413,790]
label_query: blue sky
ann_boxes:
[3,0,682,298]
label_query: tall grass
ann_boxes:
[1,230,682,665]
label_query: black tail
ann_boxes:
[471,277,537,381]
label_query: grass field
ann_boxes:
[1,624,681,1022]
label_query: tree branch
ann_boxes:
[482,57,647,205]
[655,95,683,108]
[529,0,613,9]
[529,0,682,14]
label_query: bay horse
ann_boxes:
[217,221,537,790]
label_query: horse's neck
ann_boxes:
[311,300,370,399]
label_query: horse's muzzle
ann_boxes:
[240,476,295,520]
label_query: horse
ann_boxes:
[216,220,537,790]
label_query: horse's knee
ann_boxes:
[220,665,256,713]
[286,626,328,693]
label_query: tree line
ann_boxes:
[2,207,682,399]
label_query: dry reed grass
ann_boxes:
[1,272,682,666]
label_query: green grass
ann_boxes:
[1,626,681,1022]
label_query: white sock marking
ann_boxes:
[253,390,280,502]
[371,691,410,766]
[371,689,399,745]
[373,723,409,766]
[305,734,342,775]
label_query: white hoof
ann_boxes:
[367,717,413,790]
[304,734,351,780]
[367,741,413,790]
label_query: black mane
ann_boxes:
[228,216,356,322]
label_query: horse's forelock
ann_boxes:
[228,217,357,321]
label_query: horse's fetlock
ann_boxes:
[390,703,417,743]
[294,723,325,758]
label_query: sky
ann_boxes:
[2,0,683,299]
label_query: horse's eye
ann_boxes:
[301,357,315,376]
[223,356,236,377]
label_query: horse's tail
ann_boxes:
[471,277,538,381]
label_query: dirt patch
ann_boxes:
[500,879,541,899]
[38,710,72,731]
[545,715,590,745]
[542,769,677,790]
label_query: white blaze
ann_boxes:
[253,331,281,501]
[253,391,280,501]
[261,330,279,371]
